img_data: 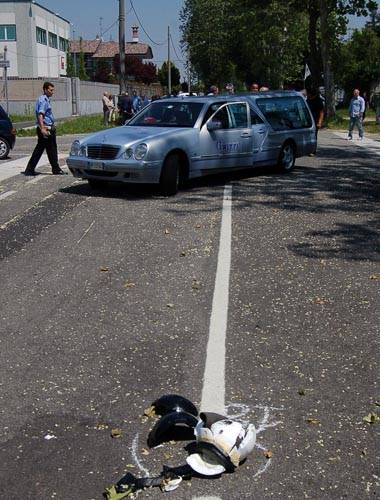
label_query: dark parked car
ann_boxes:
[0,105,16,159]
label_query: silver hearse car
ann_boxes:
[67,91,316,195]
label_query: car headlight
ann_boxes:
[134,143,148,160]
[123,148,133,159]
[70,140,81,156]
[79,145,87,157]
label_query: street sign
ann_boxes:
[0,60,10,68]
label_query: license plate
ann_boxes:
[87,161,104,170]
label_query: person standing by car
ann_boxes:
[348,88,365,140]
[102,92,114,126]
[117,91,133,124]
[306,87,325,139]
[23,82,65,176]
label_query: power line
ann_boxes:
[129,0,166,45]
[170,34,183,63]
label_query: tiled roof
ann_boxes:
[69,40,153,59]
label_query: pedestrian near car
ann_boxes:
[348,88,365,140]
[102,92,113,126]
[207,85,219,96]
[132,90,142,114]
[108,94,116,122]
[23,82,65,176]
[117,91,133,124]
[306,87,325,136]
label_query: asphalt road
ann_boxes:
[0,131,379,499]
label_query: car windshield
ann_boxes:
[127,101,204,127]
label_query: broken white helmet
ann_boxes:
[186,412,256,476]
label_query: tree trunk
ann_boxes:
[308,0,322,88]
[319,0,335,117]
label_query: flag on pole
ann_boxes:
[304,63,311,81]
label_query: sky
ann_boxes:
[37,0,186,75]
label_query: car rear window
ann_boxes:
[128,101,204,127]
[256,96,312,130]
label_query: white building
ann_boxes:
[0,0,70,78]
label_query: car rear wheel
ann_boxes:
[88,178,107,189]
[277,142,295,172]
[0,137,10,160]
[160,154,180,196]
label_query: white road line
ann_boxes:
[0,190,16,201]
[200,184,232,414]
[0,153,67,182]
[333,132,380,155]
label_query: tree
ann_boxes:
[78,38,89,81]
[94,60,112,83]
[157,62,181,89]
[336,25,380,97]
[66,48,75,78]
[113,55,158,84]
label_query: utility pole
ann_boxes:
[119,0,126,94]
[167,26,171,95]
[4,46,9,114]
[72,26,77,77]
[99,17,103,40]
[187,56,191,95]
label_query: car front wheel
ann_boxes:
[0,137,10,160]
[160,154,180,196]
[278,142,295,172]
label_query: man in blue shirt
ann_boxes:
[23,81,65,175]
[348,88,365,140]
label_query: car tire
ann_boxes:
[277,142,295,172]
[0,137,10,160]
[88,178,107,189]
[160,154,180,196]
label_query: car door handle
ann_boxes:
[240,132,252,138]
[257,129,266,134]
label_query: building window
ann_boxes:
[59,37,68,52]
[48,32,58,49]
[0,24,16,41]
[36,27,47,45]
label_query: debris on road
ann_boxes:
[104,394,258,497]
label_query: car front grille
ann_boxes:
[87,144,120,160]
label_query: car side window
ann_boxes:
[212,106,230,129]
[250,109,264,125]
[202,103,225,127]
[257,97,312,130]
[228,103,248,128]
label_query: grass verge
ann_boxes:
[17,114,116,137]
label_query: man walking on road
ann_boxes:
[23,82,65,176]
[348,88,365,140]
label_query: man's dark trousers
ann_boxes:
[25,127,60,173]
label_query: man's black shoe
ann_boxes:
[23,170,36,176]
[52,169,67,175]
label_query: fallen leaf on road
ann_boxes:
[95,423,109,430]
[124,282,136,288]
[180,251,187,256]
[192,280,201,290]
[298,388,306,396]
[195,224,201,228]
[363,412,379,424]
[306,418,320,425]
[111,428,123,438]
[100,267,109,272]
[141,448,150,455]
[44,433,57,440]
[166,303,174,308]
[164,229,170,235]
[264,450,273,459]
[313,297,329,305]
[143,405,156,418]
[369,274,379,280]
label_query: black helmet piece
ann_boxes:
[147,411,198,448]
[151,394,198,417]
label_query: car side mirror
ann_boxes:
[207,119,223,131]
